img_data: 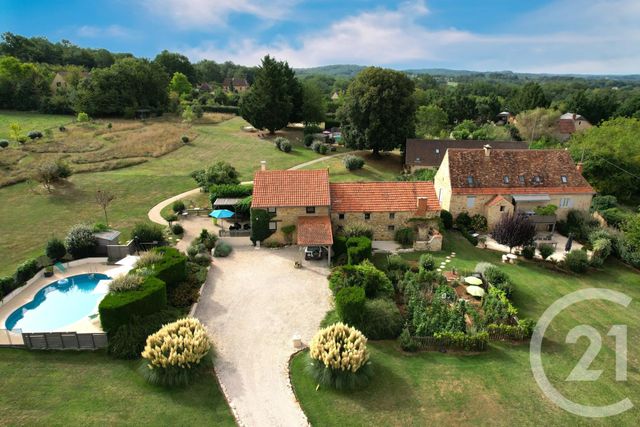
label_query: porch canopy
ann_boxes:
[512,194,551,203]
[213,198,243,207]
[297,216,333,265]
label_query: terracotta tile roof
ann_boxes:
[330,182,440,213]
[297,216,333,245]
[405,139,528,168]
[252,169,330,208]
[486,195,510,206]
[446,149,594,194]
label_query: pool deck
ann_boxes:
[0,258,136,344]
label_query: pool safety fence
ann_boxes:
[0,330,107,350]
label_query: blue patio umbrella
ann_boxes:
[209,209,235,219]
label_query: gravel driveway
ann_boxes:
[196,245,331,427]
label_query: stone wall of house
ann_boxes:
[264,206,330,244]
[516,194,593,220]
[330,211,439,241]
[413,232,443,251]
[486,200,514,229]
[433,154,452,212]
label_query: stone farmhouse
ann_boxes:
[251,163,442,253]
[222,77,249,93]
[50,70,90,93]
[404,138,528,171]
[433,146,595,230]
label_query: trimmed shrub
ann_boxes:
[440,210,453,229]
[196,229,218,250]
[318,144,328,154]
[303,124,322,135]
[399,326,418,352]
[455,212,472,229]
[470,214,488,232]
[107,122,113,129]
[77,112,90,122]
[108,308,182,359]
[14,259,39,285]
[193,252,211,266]
[521,245,536,260]
[308,323,372,390]
[335,286,366,325]
[418,253,436,272]
[140,318,212,387]
[303,134,314,147]
[460,228,479,246]
[538,243,555,260]
[65,224,97,259]
[384,254,410,285]
[99,276,167,332]
[172,200,186,213]
[45,237,66,261]
[213,241,233,257]
[17,136,27,144]
[564,250,590,273]
[171,224,184,235]
[394,227,414,245]
[131,223,165,243]
[109,274,145,292]
[280,140,292,153]
[150,247,187,289]
[28,130,43,139]
[209,183,253,204]
[332,236,348,262]
[346,237,372,265]
[0,276,16,299]
[487,319,535,341]
[431,331,489,352]
[359,298,403,339]
[329,260,393,299]
[181,135,189,143]
[343,155,365,170]
[0,139,9,148]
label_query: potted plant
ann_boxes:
[44,265,54,277]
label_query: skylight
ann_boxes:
[467,175,474,185]
[561,175,568,183]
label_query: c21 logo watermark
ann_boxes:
[529,288,633,418]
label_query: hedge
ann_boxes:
[487,320,534,341]
[0,276,16,300]
[459,227,479,246]
[201,105,240,115]
[99,276,167,333]
[332,236,348,261]
[14,258,39,285]
[430,331,488,351]
[209,183,253,205]
[150,247,187,290]
[346,237,372,265]
[250,208,275,244]
[335,286,366,325]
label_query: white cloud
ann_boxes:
[144,0,298,28]
[77,25,131,38]
[182,0,640,74]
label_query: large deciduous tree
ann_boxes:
[153,50,196,83]
[168,72,192,96]
[415,105,448,138]
[240,55,294,134]
[338,67,416,155]
[301,81,326,125]
[510,82,549,113]
[515,108,560,141]
[492,213,536,253]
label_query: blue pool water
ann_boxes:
[5,273,110,332]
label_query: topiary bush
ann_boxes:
[346,236,372,265]
[108,308,182,359]
[394,227,414,245]
[150,247,187,289]
[521,245,536,260]
[440,210,453,229]
[564,249,590,273]
[140,317,212,387]
[45,237,66,261]
[303,134,314,147]
[343,155,365,171]
[455,212,472,230]
[171,223,184,235]
[538,243,555,260]
[99,276,167,332]
[65,224,97,259]
[213,241,233,257]
[0,139,9,148]
[359,298,403,339]
[280,140,292,153]
[307,323,372,390]
[172,200,185,213]
[131,223,165,243]
[28,130,43,140]
[181,135,189,143]
[14,259,39,285]
[470,214,488,232]
[77,112,90,122]
[335,286,366,325]
[418,253,436,272]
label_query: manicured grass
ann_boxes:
[0,116,327,276]
[0,349,235,426]
[291,232,640,425]
[300,151,403,182]
[0,110,73,139]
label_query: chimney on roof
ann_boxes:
[483,144,492,157]
[576,162,583,174]
[573,113,577,121]
[416,197,429,214]
[260,160,267,171]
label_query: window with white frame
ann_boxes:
[268,221,277,230]
[467,196,476,208]
[267,207,276,214]
[559,198,572,208]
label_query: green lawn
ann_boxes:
[0,349,235,426]
[291,232,640,426]
[0,115,326,276]
[0,110,73,139]
[300,151,403,182]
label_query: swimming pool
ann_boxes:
[5,273,111,332]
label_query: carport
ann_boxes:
[297,216,333,266]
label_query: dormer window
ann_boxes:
[435,149,440,154]
[561,175,568,184]
[415,157,421,163]
[533,176,541,184]
[503,176,510,184]
[518,175,525,184]
[467,176,474,185]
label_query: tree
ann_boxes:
[0,56,49,111]
[515,108,560,141]
[33,161,71,192]
[567,89,618,124]
[65,224,97,258]
[240,55,293,134]
[569,117,640,203]
[153,50,196,83]
[301,81,326,125]
[491,213,536,253]
[45,237,67,261]
[510,82,549,113]
[440,92,477,125]
[190,161,240,189]
[338,67,415,155]
[168,72,192,95]
[194,59,222,83]
[415,105,448,138]
[95,189,116,226]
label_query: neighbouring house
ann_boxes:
[50,71,90,93]
[556,112,592,141]
[198,82,212,92]
[330,91,341,101]
[222,77,249,93]
[433,146,595,230]
[405,139,528,171]
[495,111,515,125]
[251,162,443,256]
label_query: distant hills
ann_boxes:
[294,64,640,82]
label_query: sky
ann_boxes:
[1,0,639,74]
